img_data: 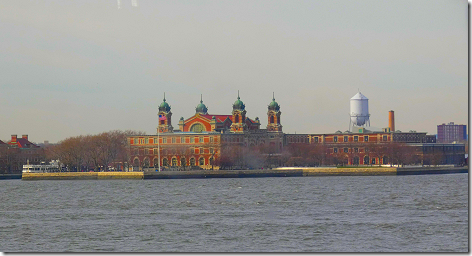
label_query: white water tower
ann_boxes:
[349,91,370,131]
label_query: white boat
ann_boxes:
[22,160,61,173]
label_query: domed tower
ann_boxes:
[230,91,247,133]
[157,93,173,133]
[267,92,282,132]
[195,94,208,115]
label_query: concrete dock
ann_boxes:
[396,166,468,175]
[13,166,469,180]
[0,174,22,180]
[22,172,143,180]
[143,167,467,179]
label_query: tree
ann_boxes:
[366,143,387,166]
[387,143,418,167]
[49,130,145,172]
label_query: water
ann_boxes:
[0,174,468,252]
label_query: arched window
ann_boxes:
[133,158,140,167]
[172,157,178,166]
[162,158,168,166]
[190,158,196,166]
[363,156,369,165]
[209,157,214,166]
[190,123,205,132]
[382,156,388,165]
[353,156,360,165]
[181,158,186,166]
[235,115,239,123]
[199,157,205,166]
[153,158,159,168]
[270,115,274,124]
[143,158,150,167]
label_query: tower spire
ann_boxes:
[237,90,240,100]
[200,94,203,103]
[163,92,166,102]
[273,92,275,101]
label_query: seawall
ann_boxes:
[144,169,304,179]
[301,167,397,176]
[397,166,468,175]
[144,167,397,179]
[17,167,468,180]
[22,172,143,180]
[0,174,22,180]
[144,167,467,179]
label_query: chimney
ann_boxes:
[388,111,395,132]
[11,135,17,143]
[22,134,28,140]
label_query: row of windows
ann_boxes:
[134,147,215,155]
[133,136,216,145]
[333,147,363,153]
[289,135,389,143]
[135,156,214,167]
[328,135,389,143]
[223,137,243,143]
[288,137,310,143]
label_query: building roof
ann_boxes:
[158,94,171,112]
[195,95,208,114]
[351,92,368,100]
[200,114,232,123]
[9,138,39,148]
[195,101,208,114]
[268,93,280,111]
[129,131,221,137]
[232,92,245,110]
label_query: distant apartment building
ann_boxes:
[437,122,467,143]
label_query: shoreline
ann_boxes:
[11,166,468,180]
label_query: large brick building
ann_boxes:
[128,93,284,170]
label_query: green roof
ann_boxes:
[233,95,245,111]
[268,97,280,111]
[159,96,171,112]
[196,100,208,114]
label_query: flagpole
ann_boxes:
[158,124,161,172]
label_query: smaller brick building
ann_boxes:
[0,135,44,173]
[285,129,465,166]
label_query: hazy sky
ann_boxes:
[0,0,468,143]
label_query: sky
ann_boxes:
[0,0,468,144]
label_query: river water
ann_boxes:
[0,174,468,252]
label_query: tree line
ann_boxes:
[216,142,452,169]
[45,130,145,172]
